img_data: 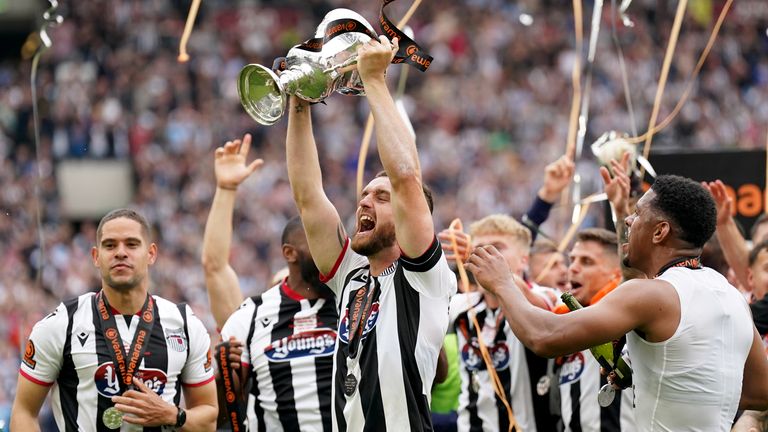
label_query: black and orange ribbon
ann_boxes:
[216,340,246,431]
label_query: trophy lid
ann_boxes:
[238,64,287,126]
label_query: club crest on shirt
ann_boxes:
[165,328,187,352]
[559,352,586,385]
[338,302,380,344]
[461,338,510,371]
[264,328,337,361]
[95,363,168,397]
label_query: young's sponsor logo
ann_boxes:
[559,352,586,385]
[338,303,380,344]
[95,363,167,397]
[264,328,337,361]
[460,338,510,371]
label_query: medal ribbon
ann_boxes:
[346,275,378,358]
[215,341,246,431]
[95,291,156,394]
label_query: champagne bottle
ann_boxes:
[560,292,633,388]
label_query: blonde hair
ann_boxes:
[469,214,531,251]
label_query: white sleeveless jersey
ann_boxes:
[626,266,753,431]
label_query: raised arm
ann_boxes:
[601,152,645,281]
[703,180,750,289]
[202,134,263,329]
[466,245,664,357]
[357,36,434,258]
[522,155,574,242]
[286,96,345,274]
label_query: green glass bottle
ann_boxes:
[560,292,633,388]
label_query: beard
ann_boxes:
[103,272,143,292]
[297,250,324,290]
[351,221,396,257]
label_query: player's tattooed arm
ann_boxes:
[336,222,347,247]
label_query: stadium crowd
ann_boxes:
[1,0,768,426]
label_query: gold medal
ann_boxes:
[102,407,123,429]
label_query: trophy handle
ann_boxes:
[238,64,287,126]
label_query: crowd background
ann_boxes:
[1,0,767,425]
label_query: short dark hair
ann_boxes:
[96,208,152,243]
[575,228,618,257]
[650,175,716,248]
[373,170,434,213]
[749,239,768,267]
[751,214,768,240]
[281,216,305,245]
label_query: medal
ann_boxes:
[344,373,358,397]
[471,371,480,393]
[597,384,616,407]
[536,375,551,396]
[102,407,123,429]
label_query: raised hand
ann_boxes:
[112,376,178,426]
[215,133,264,190]
[600,151,632,216]
[538,155,576,203]
[437,228,472,263]
[465,245,514,296]
[356,35,398,84]
[702,180,734,227]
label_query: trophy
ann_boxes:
[238,8,378,125]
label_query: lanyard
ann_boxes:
[347,275,378,359]
[654,256,702,278]
[94,291,156,394]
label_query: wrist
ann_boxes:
[217,184,238,191]
[361,76,388,92]
[163,405,179,426]
[537,187,558,204]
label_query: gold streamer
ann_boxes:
[448,219,518,432]
[626,0,733,148]
[636,0,687,178]
[178,0,202,63]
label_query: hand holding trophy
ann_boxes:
[238,2,432,125]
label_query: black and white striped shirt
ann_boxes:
[220,279,338,432]
[320,238,456,431]
[558,349,635,432]
[19,292,213,431]
[450,291,558,432]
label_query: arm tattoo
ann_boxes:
[295,103,305,113]
[336,222,347,247]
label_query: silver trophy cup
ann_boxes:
[238,8,376,125]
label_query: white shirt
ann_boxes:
[627,266,753,431]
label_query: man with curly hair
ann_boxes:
[466,174,768,431]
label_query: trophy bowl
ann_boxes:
[238,64,285,126]
[237,8,376,126]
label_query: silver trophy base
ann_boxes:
[238,64,287,126]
